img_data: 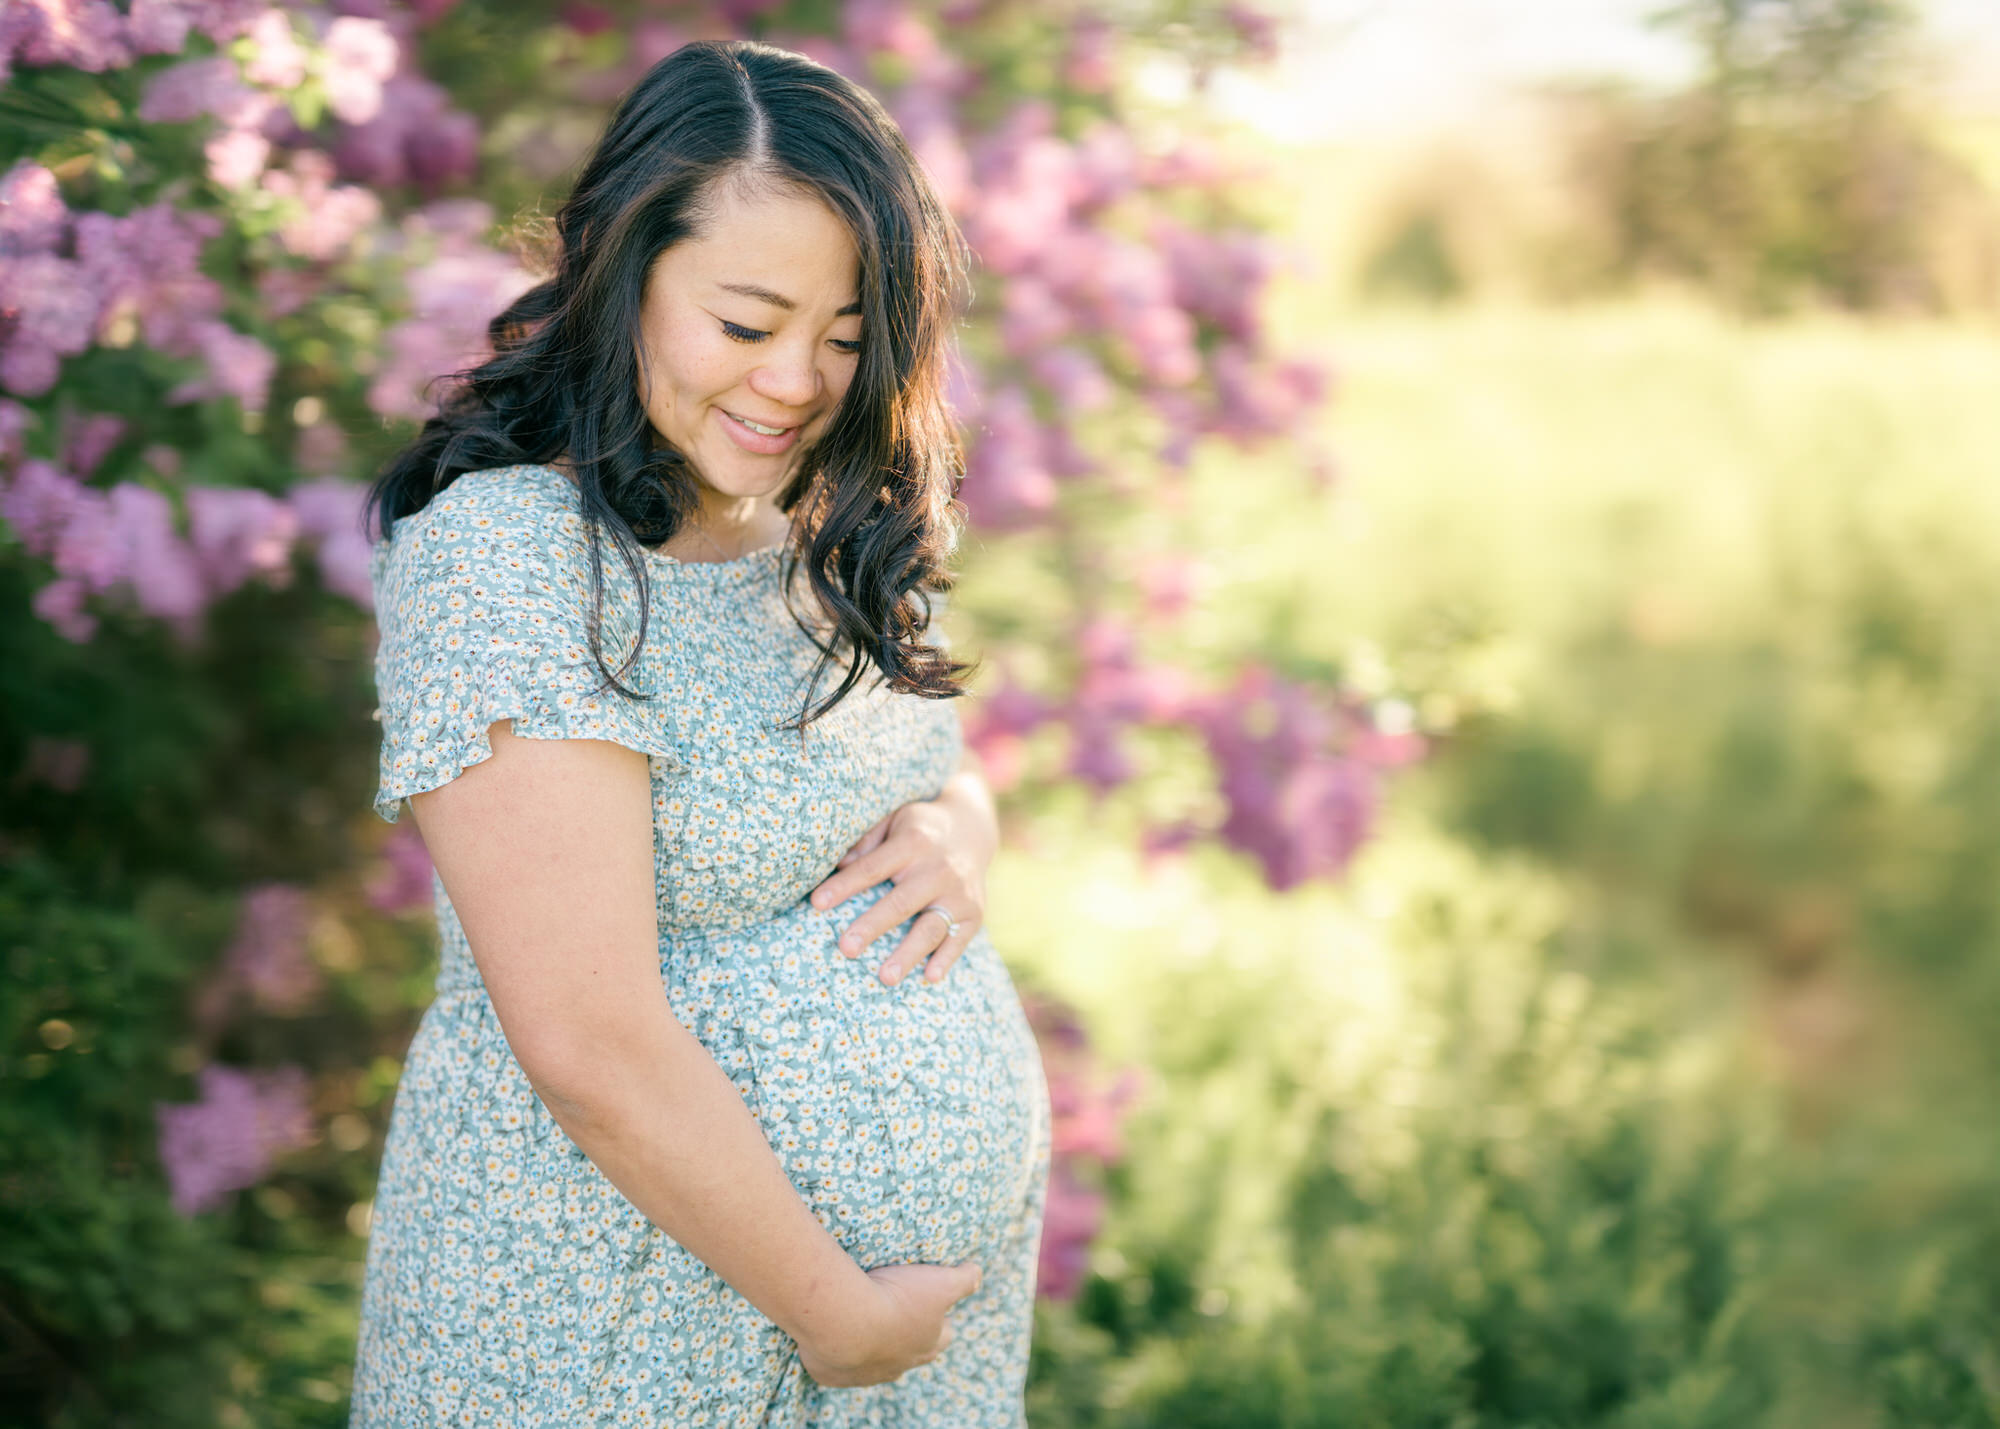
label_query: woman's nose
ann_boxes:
[747,341,822,410]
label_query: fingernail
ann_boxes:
[879,965,901,985]
[926,966,944,983]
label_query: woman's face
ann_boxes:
[635,180,865,504]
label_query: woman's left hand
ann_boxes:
[809,764,997,986]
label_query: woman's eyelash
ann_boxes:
[719,320,862,354]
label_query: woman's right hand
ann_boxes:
[795,1260,984,1388]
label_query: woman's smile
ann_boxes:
[716,405,804,454]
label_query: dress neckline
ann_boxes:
[530,463,791,582]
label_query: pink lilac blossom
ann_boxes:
[1191,668,1420,889]
[840,0,939,66]
[0,458,83,553]
[104,483,206,619]
[0,399,33,464]
[1023,991,1142,1300]
[1067,120,1139,212]
[882,81,970,212]
[222,882,323,1014]
[332,73,479,191]
[292,416,349,472]
[0,163,67,256]
[1037,1165,1105,1301]
[964,111,1075,276]
[317,15,399,125]
[165,321,277,412]
[959,675,1052,794]
[59,410,125,476]
[366,207,537,420]
[205,126,273,188]
[31,577,96,641]
[186,485,300,593]
[154,1062,315,1216]
[6,0,132,73]
[997,276,1070,359]
[1224,1,1282,63]
[256,265,322,317]
[1156,222,1271,344]
[243,6,307,87]
[957,384,1054,531]
[2,0,259,77]
[366,822,435,914]
[1062,16,1116,94]
[137,54,248,124]
[1027,345,1113,413]
[288,476,375,605]
[260,150,383,261]
[0,255,99,395]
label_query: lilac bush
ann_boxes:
[154,1061,316,1216]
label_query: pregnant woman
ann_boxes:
[347,38,1051,1427]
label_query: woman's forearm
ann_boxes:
[931,746,998,869]
[524,998,874,1360]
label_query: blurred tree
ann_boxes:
[1578,0,2000,310]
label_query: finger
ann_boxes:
[840,872,943,962]
[835,815,891,868]
[864,893,953,983]
[877,911,954,986]
[815,830,906,912]
[918,920,978,985]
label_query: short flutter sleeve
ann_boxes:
[368,468,679,824]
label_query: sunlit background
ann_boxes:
[5,1,1999,1424]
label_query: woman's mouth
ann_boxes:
[716,407,802,455]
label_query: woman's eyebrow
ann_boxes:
[716,280,862,317]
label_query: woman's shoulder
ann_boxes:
[382,463,582,553]
[369,463,615,630]
[375,463,586,576]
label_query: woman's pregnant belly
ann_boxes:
[662,883,1049,1272]
[393,881,1048,1289]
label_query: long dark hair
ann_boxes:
[363,39,976,727]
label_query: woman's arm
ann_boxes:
[409,720,977,1384]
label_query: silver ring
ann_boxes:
[919,903,961,940]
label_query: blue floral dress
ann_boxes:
[348,463,1051,1427]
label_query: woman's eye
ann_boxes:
[720,320,860,354]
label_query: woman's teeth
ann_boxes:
[729,413,790,436]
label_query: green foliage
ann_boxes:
[1229,301,2000,1426]
[1347,1,2000,316]
[995,829,1782,1429]
[0,550,428,1425]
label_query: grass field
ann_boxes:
[995,297,2000,1425]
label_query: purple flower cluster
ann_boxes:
[1022,992,1144,1300]
[1,0,261,81]
[221,882,324,1015]
[154,1062,315,1216]
[0,162,271,405]
[0,404,372,639]
[365,822,436,914]
[963,651,1424,890]
[365,201,538,421]
[1191,667,1426,889]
